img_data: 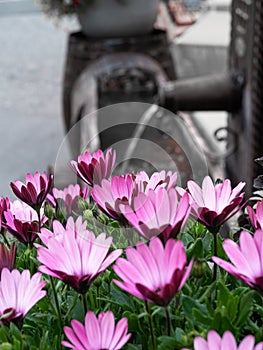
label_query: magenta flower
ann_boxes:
[0,197,10,230]
[0,268,46,326]
[182,330,263,350]
[36,217,122,293]
[38,216,85,245]
[113,237,193,306]
[247,200,263,230]
[10,172,52,209]
[62,310,131,350]
[3,200,42,244]
[120,188,190,242]
[186,176,245,233]
[70,148,116,187]
[212,230,263,293]
[92,170,178,224]
[135,170,177,193]
[91,174,135,222]
[0,243,16,273]
[48,184,89,216]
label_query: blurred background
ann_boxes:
[0,0,231,197]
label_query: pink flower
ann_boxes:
[38,216,86,246]
[0,243,16,273]
[186,176,245,233]
[91,174,135,222]
[48,184,89,216]
[135,170,177,193]
[182,330,263,350]
[0,268,46,326]
[0,197,10,230]
[3,201,42,244]
[10,172,52,209]
[91,170,178,224]
[247,200,263,230]
[120,188,190,242]
[113,237,193,306]
[70,148,116,187]
[212,230,263,293]
[62,310,131,350]
[36,217,122,293]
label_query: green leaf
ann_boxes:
[122,311,139,333]
[227,295,238,321]
[193,308,213,326]
[181,232,195,248]
[181,295,207,325]
[110,284,135,310]
[158,336,181,350]
[217,281,230,306]
[9,324,22,341]
[235,289,255,327]
[186,238,203,260]
[211,312,235,333]
[0,327,9,343]
[127,344,141,350]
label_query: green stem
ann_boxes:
[213,232,218,281]
[36,208,41,232]
[82,293,88,314]
[89,289,96,310]
[165,306,171,336]
[50,277,63,331]
[145,301,156,350]
[96,286,100,309]
[65,292,78,321]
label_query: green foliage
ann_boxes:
[0,205,262,349]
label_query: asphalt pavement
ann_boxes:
[0,1,79,197]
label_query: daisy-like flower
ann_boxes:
[62,310,131,350]
[120,188,190,242]
[247,200,263,230]
[135,170,177,193]
[0,268,46,326]
[91,174,135,222]
[0,243,16,273]
[36,216,122,294]
[113,237,193,306]
[2,200,43,244]
[185,176,245,233]
[70,148,116,187]
[182,330,263,350]
[0,197,10,230]
[212,230,263,293]
[92,170,178,224]
[10,172,52,209]
[48,184,89,216]
[38,216,86,245]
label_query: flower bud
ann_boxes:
[56,206,67,222]
[181,331,202,348]
[93,277,102,288]
[78,198,90,212]
[0,343,13,350]
[192,259,206,278]
[104,270,112,285]
[97,213,109,225]
[44,202,54,220]
[83,209,94,223]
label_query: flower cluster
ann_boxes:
[0,148,261,349]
